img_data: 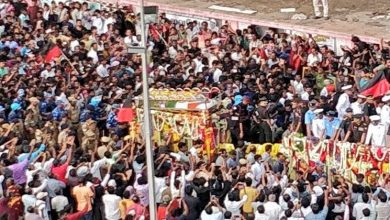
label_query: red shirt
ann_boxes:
[157,206,167,220]
[65,206,88,220]
[51,163,68,183]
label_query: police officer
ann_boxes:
[228,95,251,146]
[343,113,368,143]
[253,96,272,144]
[350,94,366,115]
[380,95,390,126]
[324,110,340,140]
[336,107,353,140]
[381,95,390,146]
[336,85,352,119]
[363,96,377,121]
[365,115,387,147]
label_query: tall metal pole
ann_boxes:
[139,0,157,219]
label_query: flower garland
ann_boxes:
[152,114,165,132]
[370,147,390,162]
[170,115,186,136]
[190,117,200,140]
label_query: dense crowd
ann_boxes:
[0,0,389,220]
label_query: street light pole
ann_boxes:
[138,0,157,219]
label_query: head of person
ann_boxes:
[378,191,388,203]
[353,114,363,123]
[257,205,265,214]
[326,111,336,121]
[224,211,232,219]
[362,208,370,217]
[369,115,381,125]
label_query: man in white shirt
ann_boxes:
[87,43,99,64]
[168,40,183,59]
[365,115,387,147]
[90,157,108,180]
[200,197,224,220]
[380,95,390,126]
[312,109,325,139]
[102,12,115,34]
[102,186,121,220]
[96,59,110,78]
[336,85,352,119]
[224,191,247,216]
[301,84,314,101]
[291,75,304,96]
[353,193,374,220]
[255,205,270,220]
[263,194,282,220]
[124,29,139,47]
[231,49,242,62]
[307,48,323,66]
[251,155,265,187]
[91,10,104,35]
[212,60,223,83]
[193,55,204,74]
[372,191,390,220]
[40,64,55,79]
[351,94,366,114]
[51,189,69,214]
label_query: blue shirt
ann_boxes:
[324,118,340,138]
[79,109,92,122]
[8,110,22,122]
[93,106,104,121]
[13,98,26,109]
[106,111,117,129]
[306,206,328,220]
[39,101,56,114]
[52,107,67,121]
[305,109,316,125]
[18,144,46,162]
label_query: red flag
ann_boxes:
[45,46,62,63]
[149,25,160,41]
[117,99,136,123]
[360,70,390,98]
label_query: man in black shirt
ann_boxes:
[228,95,250,146]
[363,96,377,120]
[253,97,272,144]
[188,39,200,55]
[336,107,353,140]
[343,114,368,143]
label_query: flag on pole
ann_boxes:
[360,69,390,98]
[149,24,160,41]
[117,98,136,123]
[44,46,62,63]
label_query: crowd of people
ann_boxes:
[0,0,389,219]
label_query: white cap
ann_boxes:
[36,192,48,200]
[323,79,331,85]
[313,186,324,197]
[210,38,221,45]
[369,115,381,121]
[357,94,367,99]
[341,85,353,91]
[45,29,53,34]
[382,95,390,102]
[108,179,117,187]
[110,60,120,68]
[314,109,324,114]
